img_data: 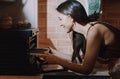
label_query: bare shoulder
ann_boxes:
[86,23,106,42]
[88,22,115,45]
[87,23,102,35]
[88,22,109,35]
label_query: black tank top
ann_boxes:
[89,22,120,60]
[72,22,120,63]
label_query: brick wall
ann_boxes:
[38,0,120,55]
[38,0,73,55]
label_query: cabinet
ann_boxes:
[0,28,40,75]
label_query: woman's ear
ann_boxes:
[68,15,74,22]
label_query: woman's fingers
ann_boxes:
[36,53,50,59]
[35,53,58,64]
[36,54,46,59]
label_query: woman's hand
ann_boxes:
[36,53,59,64]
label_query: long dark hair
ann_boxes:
[56,0,99,25]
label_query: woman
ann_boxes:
[37,0,120,78]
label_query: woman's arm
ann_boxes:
[37,26,103,75]
[82,26,103,74]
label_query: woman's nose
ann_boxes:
[60,25,65,28]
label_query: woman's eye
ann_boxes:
[58,17,62,21]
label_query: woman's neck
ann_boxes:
[73,22,91,37]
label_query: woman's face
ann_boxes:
[58,13,74,33]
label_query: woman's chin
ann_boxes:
[65,29,72,33]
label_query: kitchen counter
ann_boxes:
[0,74,109,79]
[0,63,110,79]
[0,75,42,79]
[0,70,110,79]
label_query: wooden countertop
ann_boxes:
[0,75,43,79]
